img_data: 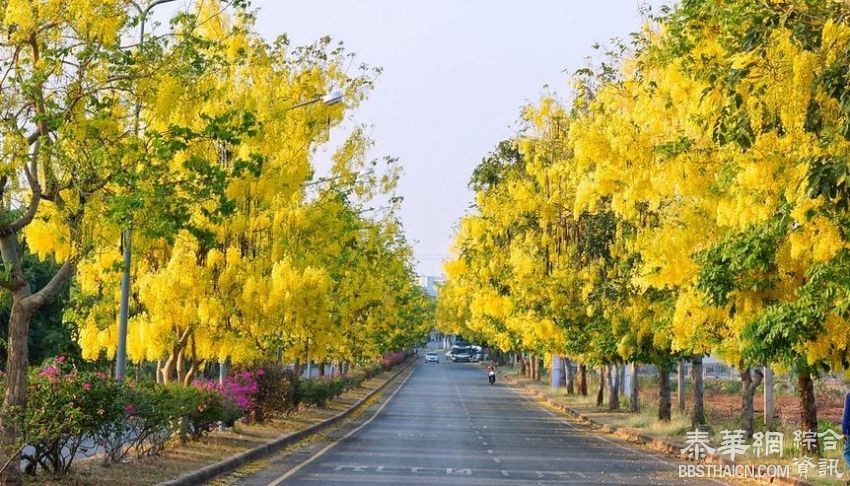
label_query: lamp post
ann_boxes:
[115,0,178,382]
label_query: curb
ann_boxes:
[501,374,815,486]
[157,357,419,486]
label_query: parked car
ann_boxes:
[425,352,440,364]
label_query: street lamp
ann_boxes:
[115,0,179,382]
[289,90,343,110]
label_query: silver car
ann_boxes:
[425,352,440,364]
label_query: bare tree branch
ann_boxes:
[24,259,73,310]
[8,141,41,233]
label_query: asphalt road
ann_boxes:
[230,359,731,486]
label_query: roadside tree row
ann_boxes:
[438,0,850,454]
[0,1,429,482]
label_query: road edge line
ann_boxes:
[156,357,418,486]
[266,359,417,485]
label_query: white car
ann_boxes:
[425,352,440,364]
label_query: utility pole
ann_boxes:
[764,365,774,426]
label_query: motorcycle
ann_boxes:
[488,370,496,385]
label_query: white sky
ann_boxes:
[159,1,666,276]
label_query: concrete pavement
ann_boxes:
[226,360,732,485]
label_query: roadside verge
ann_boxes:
[501,373,815,486]
[157,357,418,486]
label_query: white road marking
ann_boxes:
[512,387,730,486]
[265,367,415,486]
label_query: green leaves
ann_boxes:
[696,213,788,307]
[805,155,850,210]
[742,299,824,371]
[105,108,264,241]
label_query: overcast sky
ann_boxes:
[162,1,665,276]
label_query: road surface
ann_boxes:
[228,359,730,485]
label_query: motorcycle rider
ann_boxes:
[487,363,496,385]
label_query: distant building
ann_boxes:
[418,275,445,298]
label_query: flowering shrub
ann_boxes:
[168,383,240,442]
[379,351,408,370]
[254,365,300,421]
[0,353,410,479]
[298,354,409,409]
[14,358,250,477]
[220,370,260,413]
[23,357,134,476]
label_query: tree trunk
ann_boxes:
[691,355,706,428]
[520,354,527,376]
[160,351,177,384]
[740,365,764,439]
[156,359,163,384]
[319,361,326,377]
[596,366,605,406]
[0,232,73,485]
[176,347,186,384]
[619,365,626,396]
[160,329,191,385]
[182,360,197,387]
[630,362,640,413]
[608,364,620,411]
[565,358,575,394]
[0,296,34,485]
[578,364,588,396]
[530,355,536,380]
[798,369,819,455]
[658,362,672,421]
[181,335,198,386]
[533,355,539,380]
[677,360,686,411]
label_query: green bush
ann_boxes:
[300,377,345,407]
[127,384,180,458]
[165,383,241,442]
